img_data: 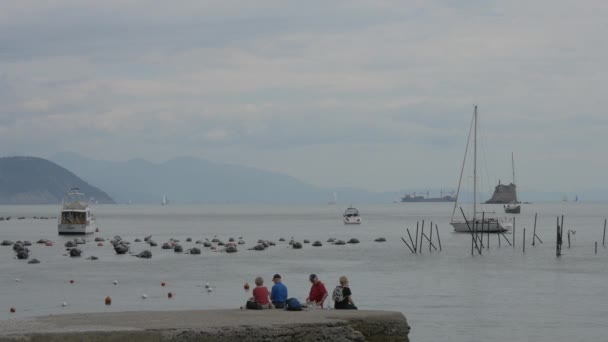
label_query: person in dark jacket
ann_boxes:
[334,276,357,310]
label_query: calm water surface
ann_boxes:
[1,202,607,341]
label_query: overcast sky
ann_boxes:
[1,1,607,193]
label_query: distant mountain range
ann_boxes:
[2,153,602,205]
[0,156,115,204]
[50,152,403,204]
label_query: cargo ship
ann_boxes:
[400,190,456,203]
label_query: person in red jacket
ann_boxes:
[306,274,328,308]
[252,276,273,309]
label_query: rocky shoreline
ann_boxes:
[0,309,409,342]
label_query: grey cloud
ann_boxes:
[1,0,608,191]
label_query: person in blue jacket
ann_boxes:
[270,274,288,309]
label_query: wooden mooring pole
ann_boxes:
[401,237,415,253]
[513,217,516,249]
[532,213,538,246]
[435,224,442,251]
[603,219,606,247]
[523,227,526,253]
[498,229,501,247]
[480,212,484,249]
[414,222,419,253]
[555,216,562,257]
[419,221,424,254]
[460,207,482,255]
[406,228,416,254]
[429,221,433,253]
[595,241,598,255]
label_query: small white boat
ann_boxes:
[343,207,361,225]
[58,188,96,235]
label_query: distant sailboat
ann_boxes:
[161,194,169,206]
[450,105,512,233]
[328,192,338,205]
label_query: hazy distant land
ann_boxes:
[0,156,114,204]
[0,153,603,205]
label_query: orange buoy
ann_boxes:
[167,292,173,299]
[97,242,103,246]
[161,282,166,287]
[45,241,53,246]
[244,282,250,290]
[10,307,15,313]
[105,296,112,305]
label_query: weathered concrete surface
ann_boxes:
[0,309,409,341]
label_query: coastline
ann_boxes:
[0,309,410,341]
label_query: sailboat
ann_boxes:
[504,152,521,214]
[450,106,512,233]
[328,192,338,205]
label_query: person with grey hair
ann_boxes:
[252,276,273,309]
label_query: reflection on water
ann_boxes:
[0,202,607,342]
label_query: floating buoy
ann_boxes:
[97,243,103,246]
[167,292,173,299]
[45,241,53,246]
[15,278,20,283]
[113,280,118,285]
[141,294,148,299]
[62,302,68,307]
[244,282,250,290]
[161,282,166,287]
[207,287,213,293]
[69,279,74,284]
[105,296,112,305]
[95,227,99,232]
[205,282,210,289]
[10,307,15,313]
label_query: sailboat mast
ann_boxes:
[512,152,516,185]
[450,112,475,222]
[473,105,477,224]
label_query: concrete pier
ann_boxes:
[0,309,410,341]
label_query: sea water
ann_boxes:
[0,202,607,342]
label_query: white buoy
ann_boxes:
[141,294,148,299]
[207,287,213,293]
[113,280,118,285]
[205,282,210,289]
[15,278,20,282]
[62,302,68,307]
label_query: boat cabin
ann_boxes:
[60,210,89,225]
[343,207,359,217]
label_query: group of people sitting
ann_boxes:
[249,273,357,310]
[250,274,357,310]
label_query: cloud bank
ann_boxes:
[1,0,607,193]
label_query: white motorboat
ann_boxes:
[58,188,96,235]
[450,106,512,233]
[343,207,361,225]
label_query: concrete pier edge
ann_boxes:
[0,309,410,341]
